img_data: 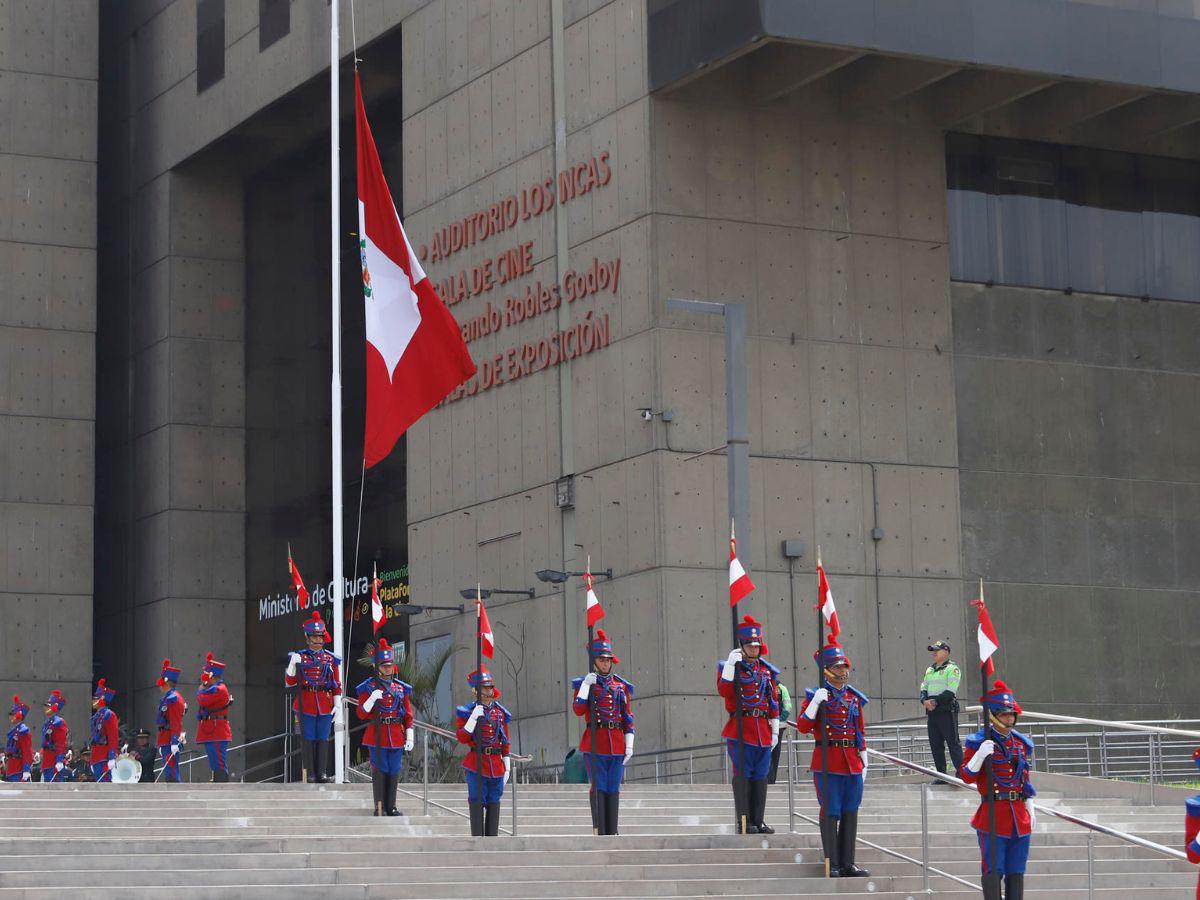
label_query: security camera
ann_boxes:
[638,408,653,421]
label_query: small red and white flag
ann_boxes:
[729,522,755,607]
[370,564,385,635]
[817,562,841,641]
[356,74,476,468]
[585,569,605,628]
[288,547,310,610]
[971,591,1000,675]
[477,596,495,659]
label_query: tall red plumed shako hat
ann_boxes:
[467,668,500,699]
[373,638,395,667]
[983,679,1022,715]
[201,652,226,679]
[93,678,116,704]
[9,695,29,720]
[43,690,65,712]
[815,639,850,669]
[302,610,328,637]
[736,614,769,654]
[588,629,619,664]
[157,658,181,687]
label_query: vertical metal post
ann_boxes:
[1149,733,1156,806]
[725,303,751,562]
[689,753,694,785]
[721,748,728,783]
[1099,727,1108,778]
[920,783,930,895]
[421,729,429,816]
[1086,830,1095,900]
[655,754,660,785]
[511,762,519,835]
[1043,725,1051,773]
[785,729,796,834]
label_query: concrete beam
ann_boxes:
[748,42,863,104]
[831,55,961,110]
[1074,92,1200,147]
[925,69,1058,128]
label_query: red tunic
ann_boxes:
[1185,797,1199,900]
[40,716,69,770]
[572,674,635,754]
[961,728,1035,836]
[456,702,510,777]
[89,706,120,762]
[356,677,414,747]
[716,658,779,747]
[3,724,33,777]
[794,684,868,774]
[196,682,233,742]
[155,689,186,747]
[285,649,342,715]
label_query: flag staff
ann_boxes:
[585,556,602,835]
[978,577,997,879]
[816,546,830,878]
[730,520,747,835]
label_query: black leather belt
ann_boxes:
[480,747,504,755]
[379,716,405,725]
[815,738,857,748]
[991,790,1023,802]
[594,721,621,729]
[301,686,333,692]
[732,709,770,719]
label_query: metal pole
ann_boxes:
[511,763,518,835]
[725,303,751,562]
[689,752,694,785]
[785,728,796,834]
[1149,733,1156,806]
[920,783,931,895]
[422,729,429,816]
[329,0,346,788]
[1087,830,1095,900]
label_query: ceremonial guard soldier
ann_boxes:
[961,680,1037,900]
[717,614,781,835]
[456,669,511,837]
[197,652,233,782]
[40,691,69,782]
[3,697,33,782]
[572,628,635,835]
[89,679,120,782]
[356,638,415,817]
[285,610,342,783]
[155,659,186,782]
[796,640,870,877]
[1186,747,1200,900]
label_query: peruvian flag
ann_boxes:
[477,597,495,659]
[971,593,1000,675]
[370,564,385,635]
[356,74,476,468]
[288,547,310,610]
[817,562,841,641]
[729,522,755,607]
[585,569,605,628]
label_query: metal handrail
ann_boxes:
[868,707,1200,739]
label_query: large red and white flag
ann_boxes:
[356,74,476,468]
[585,569,605,628]
[288,548,310,610]
[370,565,385,635]
[971,593,1000,675]
[477,597,495,659]
[817,562,841,641]
[729,523,755,607]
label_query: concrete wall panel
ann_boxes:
[0,242,95,333]
[0,416,93,506]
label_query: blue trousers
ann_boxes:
[42,766,65,782]
[583,753,626,793]
[92,761,112,782]
[369,746,405,775]
[727,741,772,780]
[3,773,26,782]
[978,827,1031,875]
[466,770,505,804]
[812,771,865,816]
[202,740,229,772]
[301,713,333,741]
[160,745,180,782]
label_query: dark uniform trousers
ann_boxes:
[927,709,963,776]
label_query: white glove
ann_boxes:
[770,718,780,749]
[860,751,869,779]
[1026,800,1036,831]
[464,705,485,734]
[362,689,385,712]
[803,688,829,719]
[404,728,415,752]
[502,756,511,787]
[965,740,996,774]
[20,772,30,782]
[106,758,115,771]
[54,762,64,773]
[576,672,598,700]
[721,648,744,681]
[285,652,300,676]
[180,731,186,745]
[170,742,179,756]
[624,732,635,763]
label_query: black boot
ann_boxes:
[603,791,620,835]
[484,802,501,836]
[1004,874,1024,900]
[981,872,1002,900]
[838,812,869,876]
[590,788,607,834]
[469,801,484,836]
[385,773,402,816]
[315,740,329,783]
[731,775,752,833]
[306,741,319,783]
[372,769,385,816]
[214,769,229,784]
[819,814,841,876]
[750,780,774,834]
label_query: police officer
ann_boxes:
[155,659,186,782]
[920,640,963,781]
[962,680,1036,900]
[3,696,33,782]
[572,628,635,835]
[89,679,120,782]
[356,638,415,817]
[718,614,780,835]
[197,652,233,782]
[285,610,343,783]
[40,691,69,782]
[456,669,511,837]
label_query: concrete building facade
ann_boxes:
[4,0,1196,766]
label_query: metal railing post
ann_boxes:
[786,729,796,834]
[1099,727,1108,777]
[1149,733,1156,806]
[688,752,694,785]
[721,746,728,783]
[655,754,660,785]
[920,783,931,895]
[510,761,518,836]
[422,729,429,816]
[1087,830,1095,899]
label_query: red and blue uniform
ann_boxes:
[4,696,33,782]
[572,629,635,835]
[197,652,232,780]
[356,639,414,817]
[156,659,186,782]
[285,610,342,784]
[1185,747,1200,899]
[40,691,69,782]
[89,679,119,782]
[960,680,1036,888]
[456,669,511,836]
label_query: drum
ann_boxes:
[112,753,142,784]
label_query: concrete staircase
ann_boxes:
[0,780,1191,898]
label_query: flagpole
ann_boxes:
[816,547,830,878]
[730,520,747,836]
[329,0,346,785]
[585,557,601,836]
[475,585,485,785]
[979,577,997,880]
